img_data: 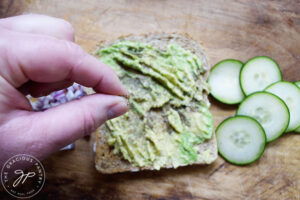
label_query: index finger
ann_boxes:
[0,14,75,41]
[1,28,128,97]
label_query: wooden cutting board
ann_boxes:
[0,0,299,199]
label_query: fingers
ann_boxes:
[0,15,131,165]
[18,80,73,97]
[28,94,129,155]
[0,76,32,112]
[0,28,128,97]
[0,14,74,41]
[0,94,128,163]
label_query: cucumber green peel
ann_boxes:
[240,56,282,95]
[216,116,266,165]
[212,56,298,165]
[208,59,245,104]
[293,81,300,133]
[237,92,290,142]
[265,81,300,132]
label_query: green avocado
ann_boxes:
[98,41,213,169]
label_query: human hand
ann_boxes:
[0,14,129,166]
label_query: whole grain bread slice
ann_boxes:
[92,33,217,174]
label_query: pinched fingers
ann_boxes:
[0,27,128,97]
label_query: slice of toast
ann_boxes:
[92,33,217,174]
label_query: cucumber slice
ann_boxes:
[240,56,282,95]
[295,81,300,133]
[216,116,266,165]
[237,92,289,142]
[208,59,245,104]
[265,81,300,132]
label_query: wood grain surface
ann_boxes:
[0,0,299,199]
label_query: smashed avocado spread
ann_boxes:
[98,41,213,169]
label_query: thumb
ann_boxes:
[27,94,128,155]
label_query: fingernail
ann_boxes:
[121,86,130,99]
[107,98,129,120]
[120,92,130,99]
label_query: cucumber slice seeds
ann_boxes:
[265,81,300,132]
[237,92,289,142]
[216,116,266,165]
[240,56,282,95]
[212,56,297,165]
